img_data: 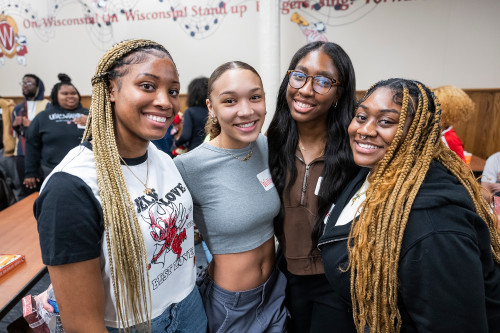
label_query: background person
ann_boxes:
[35,39,206,332]
[11,74,50,198]
[173,76,209,152]
[0,96,19,202]
[174,61,288,332]
[319,78,500,332]
[24,73,89,189]
[267,41,359,332]
[481,151,500,202]
[433,85,475,162]
[151,125,175,157]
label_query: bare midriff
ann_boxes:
[208,236,276,292]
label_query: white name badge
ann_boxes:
[257,168,275,191]
[314,176,323,195]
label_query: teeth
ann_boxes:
[296,101,312,108]
[146,114,167,123]
[359,143,378,149]
[237,121,255,128]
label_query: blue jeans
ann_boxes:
[198,268,288,333]
[107,286,207,332]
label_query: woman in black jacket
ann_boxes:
[319,78,500,332]
[174,76,209,151]
[24,74,88,188]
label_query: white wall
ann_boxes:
[279,0,500,90]
[1,0,499,101]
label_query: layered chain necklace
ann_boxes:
[216,137,253,162]
[119,152,152,195]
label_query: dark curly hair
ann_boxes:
[187,76,209,107]
[50,73,81,108]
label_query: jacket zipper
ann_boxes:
[300,164,310,205]
[317,236,350,247]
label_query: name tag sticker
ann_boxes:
[77,124,86,129]
[315,177,323,195]
[257,169,275,191]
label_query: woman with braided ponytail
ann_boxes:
[35,39,206,332]
[319,78,500,332]
[174,61,288,332]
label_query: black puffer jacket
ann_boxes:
[319,161,500,332]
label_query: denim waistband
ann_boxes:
[202,267,281,306]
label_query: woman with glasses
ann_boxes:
[267,41,359,332]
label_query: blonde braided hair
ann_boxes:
[83,39,174,332]
[347,79,500,332]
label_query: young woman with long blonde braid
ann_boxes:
[35,39,206,332]
[319,78,500,332]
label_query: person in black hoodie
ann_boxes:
[319,79,500,332]
[24,74,88,189]
[12,74,50,197]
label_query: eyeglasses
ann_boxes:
[19,81,35,87]
[287,70,340,94]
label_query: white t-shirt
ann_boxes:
[26,101,37,120]
[37,142,196,328]
[335,176,370,226]
[482,152,500,184]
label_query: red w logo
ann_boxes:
[0,16,18,57]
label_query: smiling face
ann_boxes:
[348,87,411,168]
[110,53,180,155]
[286,49,339,126]
[58,84,79,110]
[207,68,266,149]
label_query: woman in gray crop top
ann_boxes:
[174,61,288,333]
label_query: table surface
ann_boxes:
[0,192,45,318]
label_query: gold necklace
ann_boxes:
[351,190,366,205]
[298,138,325,160]
[119,152,152,195]
[216,137,253,162]
[351,177,369,205]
